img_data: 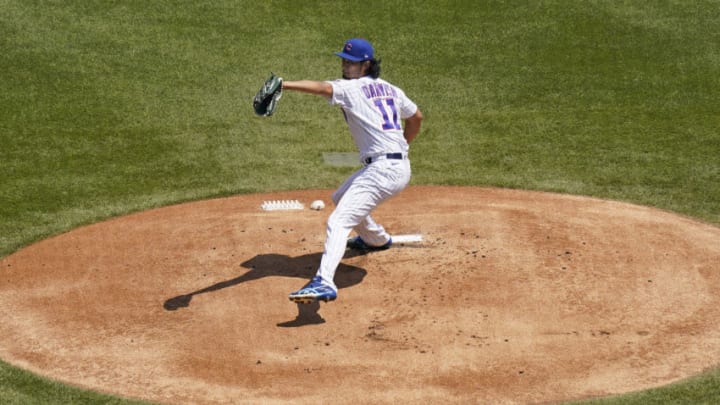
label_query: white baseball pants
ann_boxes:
[316,158,411,288]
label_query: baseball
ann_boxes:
[310,200,325,210]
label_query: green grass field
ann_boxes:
[1,0,719,403]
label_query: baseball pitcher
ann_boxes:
[254,38,423,303]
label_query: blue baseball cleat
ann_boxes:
[346,236,392,251]
[288,276,338,304]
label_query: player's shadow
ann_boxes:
[163,252,367,327]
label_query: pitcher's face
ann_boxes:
[342,59,369,80]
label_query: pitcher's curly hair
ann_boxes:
[367,58,381,79]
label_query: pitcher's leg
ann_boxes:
[350,160,410,247]
[331,167,363,205]
[316,184,380,285]
[290,160,410,303]
[353,215,390,247]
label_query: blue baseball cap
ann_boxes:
[335,38,374,62]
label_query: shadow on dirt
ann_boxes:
[163,251,367,326]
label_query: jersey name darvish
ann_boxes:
[327,77,418,160]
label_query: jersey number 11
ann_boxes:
[374,98,401,131]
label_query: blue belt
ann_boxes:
[364,153,405,165]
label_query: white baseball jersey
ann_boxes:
[327,77,418,160]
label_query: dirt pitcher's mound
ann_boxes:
[1,186,720,404]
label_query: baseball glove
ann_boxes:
[253,73,283,116]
